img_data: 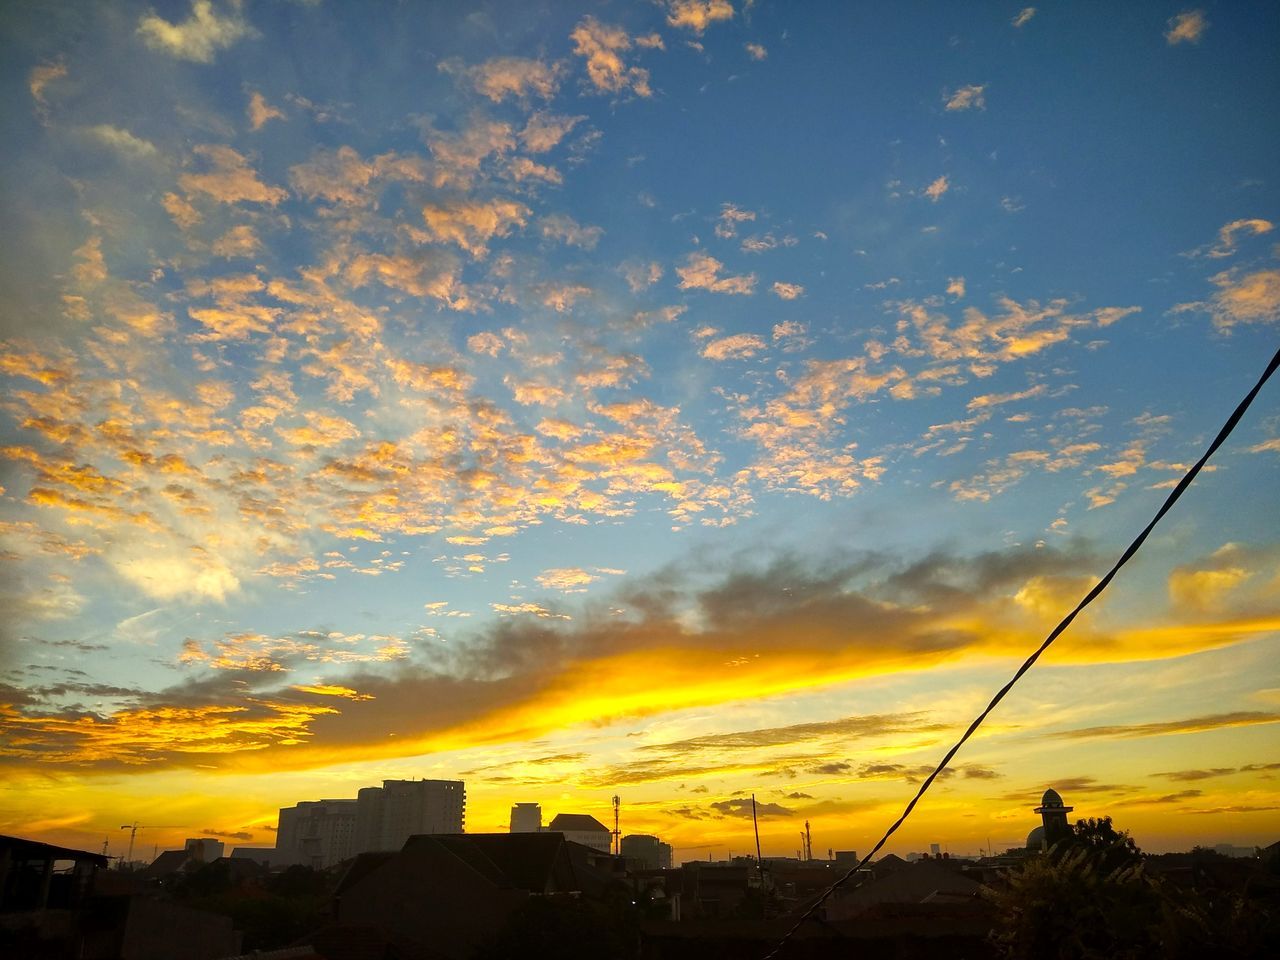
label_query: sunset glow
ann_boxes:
[2,1,1278,863]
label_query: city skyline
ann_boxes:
[2,1,1278,861]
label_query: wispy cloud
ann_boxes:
[137,0,256,63]
[571,17,653,98]
[1165,10,1208,45]
[944,85,986,111]
[665,1,735,35]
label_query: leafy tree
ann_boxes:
[471,896,638,960]
[1062,816,1142,873]
[989,824,1278,960]
[987,846,1161,960]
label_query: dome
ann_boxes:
[1040,788,1063,808]
[1026,825,1046,851]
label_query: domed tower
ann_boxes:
[1032,788,1074,849]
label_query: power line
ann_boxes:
[763,343,1280,959]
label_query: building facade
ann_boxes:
[620,834,672,869]
[276,799,358,868]
[182,838,225,863]
[545,814,611,853]
[509,802,542,834]
[355,779,466,853]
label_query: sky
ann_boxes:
[1,0,1278,863]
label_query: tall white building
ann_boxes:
[355,779,465,853]
[275,799,358,869]
[509,802,542,833]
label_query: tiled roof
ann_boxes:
[546,814,609,833]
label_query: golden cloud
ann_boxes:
[945,84,986,111]
[570,17,653,98]
[1165,10,1208,45]
[666,0,734,34]
[180,145,288,205]
[137,0,255,64]
[421,197,530,257]
[676,252,756,295]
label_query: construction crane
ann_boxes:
[118,822,182,868]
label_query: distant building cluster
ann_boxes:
[507,801,673,866]
[3,784,1276,959]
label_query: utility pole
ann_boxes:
[611,795,621,855]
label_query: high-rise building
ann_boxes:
[509,802,542,833]
[183,838,224,863]
[620,834,672,869]
[276,799,358,868]
[354,779,466,853]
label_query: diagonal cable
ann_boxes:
[763,343,1280,959]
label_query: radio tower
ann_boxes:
[612,795,621,855]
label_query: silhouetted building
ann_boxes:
[0,835,239,959]
[355,778,466,853]
[824,859,985,921]
[1029,787,1075,851]
[277,799,358,868]
[509,802,542,833]
[322,832,625,959]
[545,813,611,853]
[621,834,672,869]
[183,837,224,862]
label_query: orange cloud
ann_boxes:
[180,145,288,205]
[945,85,986,111]
[666,1,734,34]
[676,252,756,295]
[570,17,653,98]
[421,198,530,257]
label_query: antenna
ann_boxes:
[611,795,621,855]
[751,794,762,863]
[804,820,813,861]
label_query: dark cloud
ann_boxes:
[1152,768,1236,782]
[1187,805,1280,815]
[1239,761,1280,773]
[783,792,814,800]
[202,829,253,841]
[1152,761,1280,783]
[0,545,1127,773]
[1055,712,1280,741]
[709,798,791,819]
[637,713,947,754]
[962,766,1001,780]
[997,777,1135,802]
[809,762,852,775]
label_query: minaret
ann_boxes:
[1033,788,1074,846]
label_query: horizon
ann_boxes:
[2,1,1278,863]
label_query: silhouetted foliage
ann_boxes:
[988,834,1279,960]
[729,882,781,921]
[170,863,330,951]
[471,895,638,960]
[988,847,1159,959]
[267,863,329,898]
[1060,816,1142,874]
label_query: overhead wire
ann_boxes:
[763,343,1280,959]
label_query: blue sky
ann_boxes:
[1,1,1278,858]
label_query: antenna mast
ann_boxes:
[611,795,621,855]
